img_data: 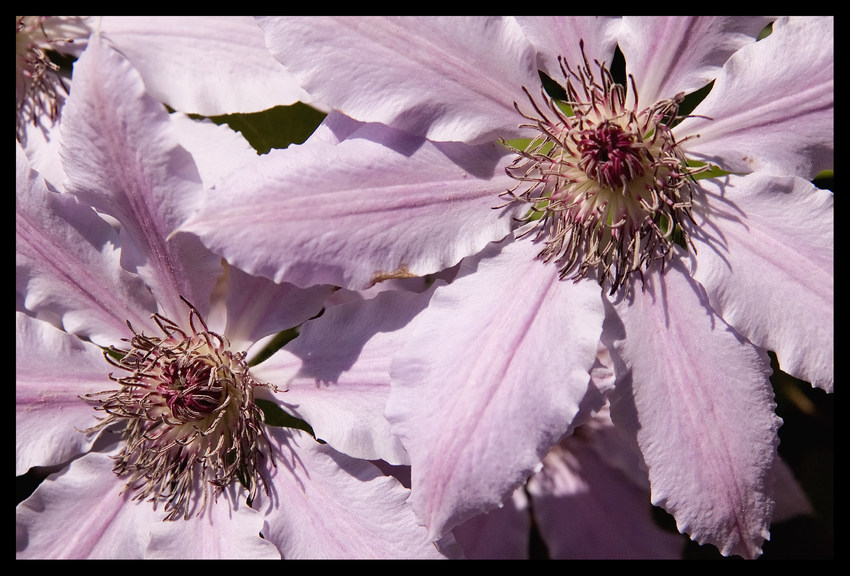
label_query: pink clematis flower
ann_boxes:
[179,16,833,558]
[16,34,450,559]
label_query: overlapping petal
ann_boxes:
[181,121,520,290]
[147,490,281,559]
[256,428,453,559]
[676,16,834,179]
[59,34,221,320]
[386,238,605,538]
[16,144,157,344]
[15,313,108,475]
[608,257,781,559]
[514,16,620,81]
[221,264,333,353]
[95,16,317,116]
[619,16,772,106]
[689,174,833,391]
[16,451,156,559]
[251,287,433,464]
[257,16,539,145]
[451,489,530,559]
[526,418,686,559]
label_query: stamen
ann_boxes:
[502,42,704,294]
[82,298,275,521]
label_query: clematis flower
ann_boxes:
[16,34,450,559]
[180,16,833,558]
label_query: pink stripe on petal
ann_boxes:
[609,257,780,559]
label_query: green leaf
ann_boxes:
[200,102,327,154]
[256,398,323,442]
[248,326,301,367]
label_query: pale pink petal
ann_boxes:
[221,264,333,353]
[308,109,365,145]
[20,117,66,192]
[619,16,771,106]
[96,16,317,115]
[168,112,259,190]
[386,238,605,538]
[17,451,157,559]
[59,34,221,320]
[528,455,681,559]
[515,16,621,81]
[689,174,833,391]
[147,490,280,559]
[527,409,686,559]
[451,489,530,559]
[677,16,834,179]
[251,287,435,465]
[181,122,519,290]
[608,257,781,559]
[255,428,453,559]
[16,314,108,475]
[16,144,157,345]
[257,16,538,144]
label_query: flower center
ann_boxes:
[502,41,705,294]
[84,297,273,520]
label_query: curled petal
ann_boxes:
[16,144,157,344]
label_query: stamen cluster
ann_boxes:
[501,42,703,294]
[84,298,272,520]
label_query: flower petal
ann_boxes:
[677,16,834,179]
[16,144,157,345]
[256,428,453,559]
[96,16,317,115]
[257,16,538,144]
[146,490,280,559]
[608,257,781,559]
[59,34,221,320]
[221,264,333,353]
[451,489,531,559]
[619,16,771,105]
[515,16,621,81]
[251,287,433,464]
[689,174,833,391]
[527,412,687,559]
[168,112,259,190]
[16,450,157,559]
[181,122,519,290]
[386,238,605,538]
[15,314,108,475]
